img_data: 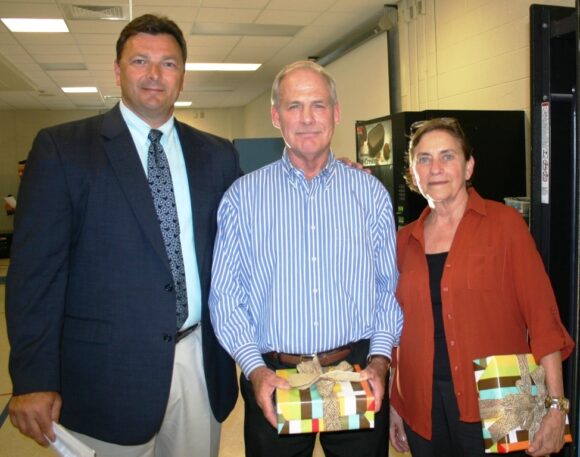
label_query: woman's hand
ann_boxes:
[389,405,410,453]
[526,409,566,456]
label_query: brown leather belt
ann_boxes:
[176,323,199,343]
[264,344,352,367]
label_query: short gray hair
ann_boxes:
[270,60,338,107]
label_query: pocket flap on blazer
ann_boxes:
[63,315,112,344]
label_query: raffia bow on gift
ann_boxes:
[478,354,547,443]
[287,356,362,431]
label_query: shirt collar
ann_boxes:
[119,100,175,146]
[409,187,486,242]
[281,148,337,186]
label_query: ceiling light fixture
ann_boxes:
[174,101,192,107]
[190,23,300,37]
[186,63,261,72]
[1,18,69,33]
[62,86,98,93]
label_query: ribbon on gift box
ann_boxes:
[287,356,362,431]
[478,354,547,443]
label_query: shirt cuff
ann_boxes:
[369,332,397,360]
[234,342,266,378]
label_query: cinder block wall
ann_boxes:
[397,0,574,112]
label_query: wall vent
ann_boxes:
[62,4,129,21]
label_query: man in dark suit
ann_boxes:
[6,14,239,457]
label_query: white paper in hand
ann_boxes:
[4,195,16,208]
[47,423,96,457]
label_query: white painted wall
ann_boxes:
[396,0,574,194]
[397,0,575,112]
[242,32,391,160]
[326,32,390,158]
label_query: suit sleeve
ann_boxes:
[6,128,73,395]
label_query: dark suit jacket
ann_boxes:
[6,105,240,445]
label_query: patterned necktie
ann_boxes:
[147,129,188,329]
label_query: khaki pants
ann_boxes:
[70,326,220,457]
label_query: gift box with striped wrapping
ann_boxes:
[275,364,374,435]
[473,353,572,453]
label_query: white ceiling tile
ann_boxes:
[330,0,391,12]
[188,35,240,47]
[0,43,27,56]
[237,36,291,48]
[79,44,114,55]
[220,86,266,107]
[200,0,269,8]
[33,54,83,64]
[255,10,318,26]
[187,47,232,60]
[227,46,277,62]
[74,33,117,45]
[131,6,199,20]
[0,0,394,110]
[0,2,62,18]
[48,71,94,85]
[67,20,125,34]
[266,0,335,12]
[84,55,115,65]
[11,33,76,45]
[196,8,260,23]
[26,45,80,55]
[0,30,18,45]
[132,0,195,5]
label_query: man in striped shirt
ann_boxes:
[210,60,402,457]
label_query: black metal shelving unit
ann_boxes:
[530,4,579,456]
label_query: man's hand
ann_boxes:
[9,391,62,446]
[249,366,290,428]
[526,409,566,456]
[337,157,371,174]
[360,355,390,412]
[4,202,15,215]
[389,405,410,453]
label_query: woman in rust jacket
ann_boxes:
[389,117,574,457]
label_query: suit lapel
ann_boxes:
[175,121,211,279]
[101,105,171,273]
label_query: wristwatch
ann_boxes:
[545,395,570,413]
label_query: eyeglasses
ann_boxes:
[409,117,461,135]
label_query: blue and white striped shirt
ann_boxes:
[209,151,402,377]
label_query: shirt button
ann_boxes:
[456,391,462,396]
[446,263,451,268]
[447,314,453,319]
[313,321,319,327]
[312,256,317,262]
[450,340,455,346]
[313,288,318,294]
[311,225,316,230]
[442,287,449,292]
[454,366,459,371]
[163,334,173,342]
